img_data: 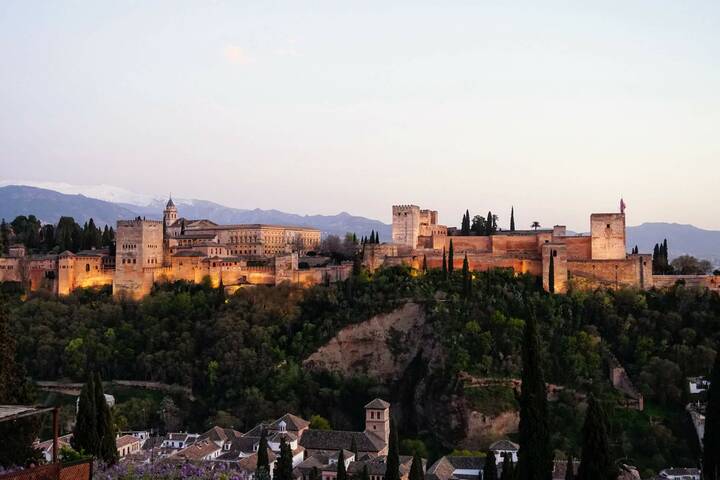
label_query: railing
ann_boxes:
[0,460,92,480]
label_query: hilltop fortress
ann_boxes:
[363,204,719,293]
[0,198,351,299]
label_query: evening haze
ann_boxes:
[1,1,719,231]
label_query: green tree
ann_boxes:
[703,347,720,480]
[484,451,498,480]
[0,303,40,467]
[360,465,370,480]
[56,216,81,252]
[422,255,427,273]
[510,207,516,232]
[94,372,118,464]
[350,436,359,458]
[517,314,553,480]
[448,240,455,274]
[577,396,615,480]
[409,455,424,480]
[0,219,9,254]
[310,466,321,480]
[548,252,555,294]
[462,254,471,298]
[257,429,270,474]
[310,414,332,430]
[531,222,541,231]
[442,247,447,278]
[385,417,400,480]
[486,211,494,236]
[337,448,347,480]
[72,375,99,456]
[275,438,294,480]
[462,210,471,236]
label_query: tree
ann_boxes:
[517,314,553,480]
[577,396,615,480]
[462,254,471,298]
[703,347,720,480]
[0,303,40,467]
[385,417,400,480]
[531,222,541,231]
[486,211,494,236]
[484,451,498,480]
[257,429,270,474]
[336,448,347,480]
[448,240,454,274]
[510,207,516,232]
[94,372,118,464]
[500,454,514,480]
[472,215,486,235]
[310,414,331,430]
[564,455,575,480]
[442,248,447,278]
[671,255,713,275]
[462,210,471,236]
[72,375,99,456]
[0,219,9,254]
[56,217,81,252]
[548,252,555,294]
[350,436,359,458]
[275,438,294,480]
[422,255,427,273]
[409,455,424,480]
[310,466,321,480]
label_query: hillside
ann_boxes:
[627,222,720,265]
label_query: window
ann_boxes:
[606,224,611,228]
[85,264,90,272]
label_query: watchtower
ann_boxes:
[392,205,421,248]
[364,398,390,446]
[590,213,626,260]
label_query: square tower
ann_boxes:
[392,205,421,248]
[590,213,626,260]
[113,219,164,299]
[364,398,390,446]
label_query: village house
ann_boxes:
[488,439,519,464]
[425,456,484,480]
[116,435,142,458]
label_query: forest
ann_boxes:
[1,265,719,476]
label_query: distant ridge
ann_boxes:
[0,185,392,239]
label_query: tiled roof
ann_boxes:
[271,413,310,431]
[364,399,390,409]
[426,456,484,480]
[173,440,221,461]
[117,435,141,449]
[268,431,298,443]
[173,250,205,257]
[348,455,414,476]
[244,423,271,438]
[299,430,386,453]
[489,440,519,452]
[445,456,484,470]
[235,450,277,471]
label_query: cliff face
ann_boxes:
[304,302,520,449]
[303,302,434,382]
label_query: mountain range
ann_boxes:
[0,183,718,266]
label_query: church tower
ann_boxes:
[163,197,178,228]
[364,398,390,447]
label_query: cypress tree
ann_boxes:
[548,252,555,294]
[486,211,493,235]
[275,439,294,480]
[409,455,424,480]
[500,454,514,480]
[462,210,471,236]
[448,240,454,273]
[310,467,321,480]
[702,346,720,480]
[350,436,359,459]
[442,248,447,278]
[95,372,118,464]
[385,417,400,480]
[462,254,471,298]
[72,375,99,456]
[510,207,516,232]
[422,255,427,273]
[484,451,498,480]
[517,314,553,480]
[0,219,9,254]
[577,396,615,480]
[565,455,575,480]
[337,448,347,480]
[257,429,270,474]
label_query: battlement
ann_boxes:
[392,204,420,210]
[117,219,163,227]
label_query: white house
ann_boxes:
[489,439,519,464]
[659,468,701,480]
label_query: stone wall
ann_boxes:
[652,274,720,292]
[392,205,421,247]
[542,243,568,294]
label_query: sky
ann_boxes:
[1,1,719,231]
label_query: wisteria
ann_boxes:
[94,461,247,480]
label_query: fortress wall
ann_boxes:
[568,257,645,289]
[492,235,540,256]
[563,237,592,260]
[652,275,720,292]
[65,256,113,291]
[441,236,492,253]
[392,205,421,247]
[385,253,542,276]
[0,258,21,283]
[542,244,568,293]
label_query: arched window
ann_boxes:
[85,264,90,272]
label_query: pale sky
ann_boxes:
[1,1,719,231]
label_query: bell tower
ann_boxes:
[364,398,390,447]
[163,196,178,228]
